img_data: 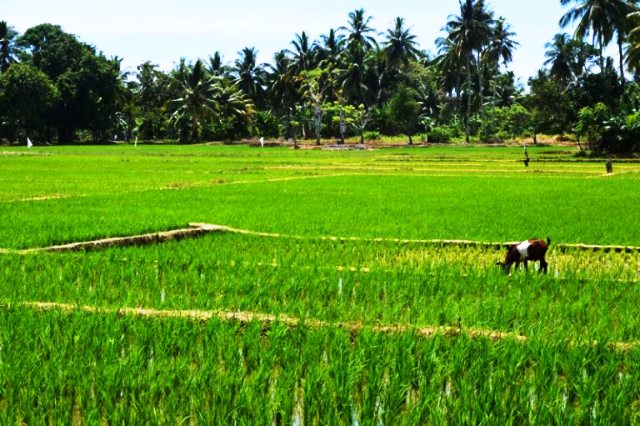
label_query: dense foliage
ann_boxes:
[3,1,640,151]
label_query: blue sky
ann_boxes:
[5,0,592,85]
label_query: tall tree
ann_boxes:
[18,24,122,142]
[444,0,494,142]
[170,59,219,143]
[435,37,464,100]
[336,10,379,106]
[559,0,636,87]
[623,10,640,75]
[208,51,231,77]
[336,45,370,105]
[341,9,378,51]
[211,79,255,140]
[544,33,576,81]
[266,51,299,139]
[484,17,518,106]
[233,47,267,109]
[388,84,421,144]
[0,21,18,72]
[134,61,171,140]
[288,32,315,72]
[383,17,421,71]
[315,28,345,69]
[544,33,598,81]
[0,63,59,142]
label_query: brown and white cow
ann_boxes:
[497,237,551,273]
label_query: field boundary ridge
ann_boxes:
[2,222,639,253]
[4,301,638,352]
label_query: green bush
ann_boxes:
[426,126,452,143]
[363,130,380,140]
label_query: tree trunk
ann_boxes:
[618,36,625,93]
[315,117,321,146]
[465,56,471,143]
[477,51,483,122]
[314,104,323,146]
[339,108,345,145]
[284,109,292,140]
[598,35,605,74]
[492,70,498,108]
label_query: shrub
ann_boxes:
[426,126,452,143]
[363,130,380,140]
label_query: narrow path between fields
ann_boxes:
[4,301,637,352]
[2,222,640,254]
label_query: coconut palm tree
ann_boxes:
[625,10,640,73]
[170,59,219,143]
[232,47,267,109]
[315,28,345,69]
[337,10,379,106]
[559,0,636,87]
[208,51,231,78]
[265,51,299,139]
[288,32,315,72]
[383,17,421,71]
[486,17,520,65]
[444,0,493,142]
[544,33,598,81]
[435,36,465,100]
[341,9,378,51]
[485,17,518,70]
[336,45,370,105]
[0,21,18,72]
[485,17,519,105]
[544,33,575,82]
[213,79,255,139]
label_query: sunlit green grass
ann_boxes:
[1,233,638,342]
[1,308,638,424]
[2,143,640,422]
[1,169,639,248]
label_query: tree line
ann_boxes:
[2,0,640,152]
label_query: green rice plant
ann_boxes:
[2,143,640,422]
[1,144,639,248]
[1,307,640,423]
[1,233,639,343]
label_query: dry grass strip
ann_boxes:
[3,222,639,254]
[17,194,69,202]
[8,301,639,352]
[191,223,640,253]
[14,301,526,344]
[19,224,228,254]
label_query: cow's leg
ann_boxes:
[540,259,548,274]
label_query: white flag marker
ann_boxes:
[27,137,33,148]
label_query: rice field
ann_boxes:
[1,143,640,423]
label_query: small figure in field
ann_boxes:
[497,237,551,274]
[605,159,613,174]
[523,145,529,167]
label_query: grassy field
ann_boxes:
[1,143,640,247]
[1,142,640,423]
